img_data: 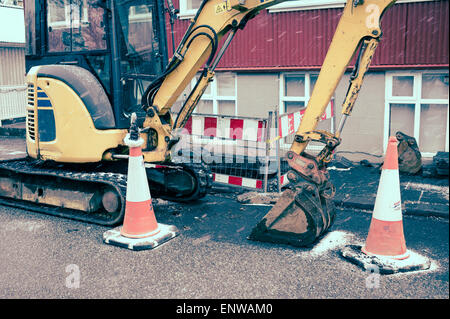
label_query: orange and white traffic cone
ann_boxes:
[340,136,431,274]
[361,136,408,259]
[120,134,161,239]
[103,118,179,250]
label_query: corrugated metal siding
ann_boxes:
[0,46,26,85]
[270,8,341,68]
[167,1,448,70]
[404,0,449,65]
[0,84,27,121]
[371,3,408,66]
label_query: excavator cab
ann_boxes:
[23,0,168,132]
[22,0,171,163]
[0,0,210,226]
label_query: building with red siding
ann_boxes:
[169,0,449,160]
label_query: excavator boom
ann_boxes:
[249,0,397,246]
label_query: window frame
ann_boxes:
[384,70,449,157]
[45,0,109,54]
[279,72,314,114]
[192,72,238,116]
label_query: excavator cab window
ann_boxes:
[46,0,107,52]
[116,0,165,116]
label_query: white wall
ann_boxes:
[0,4,25,44]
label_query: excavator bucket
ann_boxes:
[248,181,336,247]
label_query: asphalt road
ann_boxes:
[0,191,448,299]
[0,136,27,160]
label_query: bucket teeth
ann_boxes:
[248,183,336,247]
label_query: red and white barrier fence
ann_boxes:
[175,114,269,191]
[213,173,263,190]
[184,114,267,142]
[172,97,335,192]
[279,173,290,188]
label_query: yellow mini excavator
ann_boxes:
[0,0,398,246]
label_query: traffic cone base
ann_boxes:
[103,223,179,251]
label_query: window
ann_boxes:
[129,4,153,23]
[116,0,163,113]
[280,73,317,114]
[385,71,449,157]
[47,0,88,29]
[47,0,107,52]
[192,72,237,116]
[117,1,155,67]
[279,72,334,150]
[179,0,202,18]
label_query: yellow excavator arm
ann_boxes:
[140,0,287,163]
[248,0,397,247]
[140,0,397,247]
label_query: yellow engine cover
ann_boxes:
[25,67,126,163]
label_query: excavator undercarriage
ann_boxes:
[0,158,211,226]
